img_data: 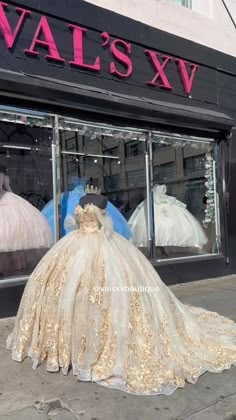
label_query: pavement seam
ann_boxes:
[180,391,236,419]
[170,275,236,291]
[220,288,236,293]
[176,288,236,300]
[35,369,81,419]
[0,404,40,418]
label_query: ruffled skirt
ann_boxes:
[7,230,236,395]
[129,202,207,248]
[0,191,52,251]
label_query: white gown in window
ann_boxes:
[7,198,236,396]
[129,184,208,248]
[0,173,52,252]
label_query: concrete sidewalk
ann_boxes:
[0,276,236,420]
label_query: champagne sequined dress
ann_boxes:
[7,198,236,396]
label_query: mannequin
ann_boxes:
[42,181,132,240]
[80,186,107,209]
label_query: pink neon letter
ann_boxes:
[145,50,173,90]
[69,24,100,71]
[176,59,199,94]
[0,2,31,49]
[24,16,65,63]
[110,39,133,78]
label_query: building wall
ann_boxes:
[1,0,236,283]
[84,0,236,57]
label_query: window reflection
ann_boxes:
[0,110,223,284]
[0,118,53,279]
[45,122,148,249]
[56,122,220,261]
[151,135,218,259]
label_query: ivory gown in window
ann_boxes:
[129,184,208,248]
[7,191,236,396]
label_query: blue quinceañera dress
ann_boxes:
[41,182,132,240]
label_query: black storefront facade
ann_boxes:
[0,0,236,288]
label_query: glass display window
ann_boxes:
[0,108,53,280]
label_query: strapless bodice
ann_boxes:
[75,204,102,234]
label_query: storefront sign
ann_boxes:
[0,2,199,95]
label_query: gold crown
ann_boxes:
[85,184,101,195]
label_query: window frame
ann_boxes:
[0,106,228,287]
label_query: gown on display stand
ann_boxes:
[41,181,132,240]
[7,187,236,396]
[129,184,208,248]
[0,172,53,274]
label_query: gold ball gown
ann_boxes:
[7,200,236,396]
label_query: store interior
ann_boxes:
[0,108,221,280]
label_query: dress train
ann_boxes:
[7,203,236,396]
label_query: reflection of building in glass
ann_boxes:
[184,154,205,177]
[154,162,175,181]
[0,111,219,280]
[60,131,209,215]
[59,129,213,255]
[0,122,53,209]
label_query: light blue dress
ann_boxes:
[41,183,132,240]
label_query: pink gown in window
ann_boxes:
[7,193,236,396]
[0,172,52,253]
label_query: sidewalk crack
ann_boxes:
[180,391,236,419]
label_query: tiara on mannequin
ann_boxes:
[85,184,101,195]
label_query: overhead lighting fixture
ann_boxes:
[89,154,119,159]
[94,159,98,163]
[61,150,119,160]
[102,133,113,137]
[2,144,31,150]
[61,151,85,156]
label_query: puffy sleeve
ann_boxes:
[90,205,113,238]
[3,175,12,192]
[63,204,81,231]
[0,173,4,190]
[64,215,78,231]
